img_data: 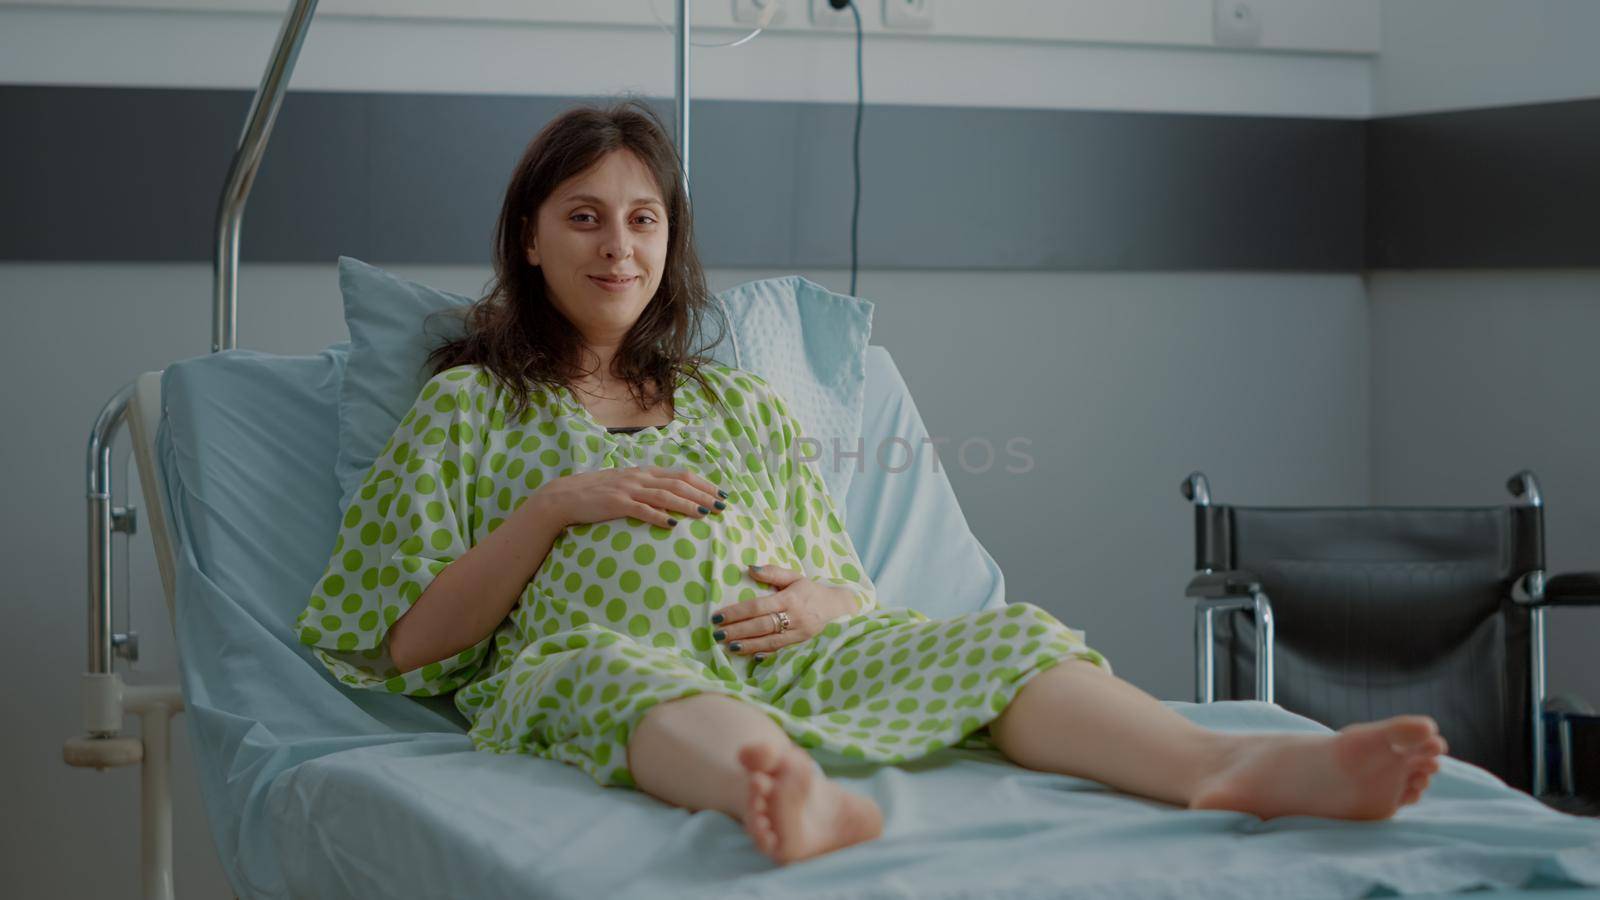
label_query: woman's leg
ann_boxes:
[627,692,779,819]
[988,659,1448,820]
[627,692,883,863]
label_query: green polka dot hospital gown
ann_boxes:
[296,362,1111,788]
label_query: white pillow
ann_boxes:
[705,274,874,504]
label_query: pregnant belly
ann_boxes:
[520,509,795,651]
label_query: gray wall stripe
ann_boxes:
[0,86,1364,270]
[1366,96,1600,269]
[19,87,1594,271]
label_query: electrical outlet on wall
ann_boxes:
[810,0,858,30]
[883,0,932,31]
[1213,0,1262,47]
[733,0,787,27]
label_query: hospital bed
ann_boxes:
[60,2,1600,898]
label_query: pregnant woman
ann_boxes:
[296,99,1448,865]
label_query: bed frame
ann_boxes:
[58,2,700,897]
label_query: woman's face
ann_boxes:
[526,149,670,351]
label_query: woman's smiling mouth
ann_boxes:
[588,275,638,292]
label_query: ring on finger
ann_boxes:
[770,610,792,634]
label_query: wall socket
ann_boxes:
[733,0,787,27]
[810,0,859,30]
[1213,0,1262,47]
[883,0,932,31]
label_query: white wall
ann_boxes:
[1374,0,1600,115]
[0,0,1377,117]
[0,0,1384,53]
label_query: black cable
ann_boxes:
[833,0,864,297]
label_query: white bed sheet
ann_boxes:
[263,700,1600,900]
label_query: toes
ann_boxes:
[770,747,817,797]
[747,809,775,853]
[770,745,801,780]
[1403,756,1438,790]
[739,742,780,773]
[1414,736,1452,762]
[1406,770,1432,801]
[1380,719,1448,758]
[754,817,776,854]
[1398,770,1428,806]
[1390,716,1439,752]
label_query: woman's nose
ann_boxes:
[601,223,633,259]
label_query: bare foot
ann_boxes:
[1190,714,1449,821]
[737,741,884,865]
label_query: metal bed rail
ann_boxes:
[62,3,320,899]
[213,0,320,355]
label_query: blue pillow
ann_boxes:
[334,258,475,513]
[333,257,872,514]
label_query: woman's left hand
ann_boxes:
[711,564,857,658]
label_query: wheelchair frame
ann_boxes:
[1179,469,1572,799]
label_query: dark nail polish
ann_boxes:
[713,630,726,641]
[717,489,728,499]
[713,500,726,510]
[729,642,742,652]
[667,517,679,526]
[712,613,724,624]
[754,653,767,662]
[697,506,709,514]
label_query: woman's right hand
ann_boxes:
[536,466,729,529]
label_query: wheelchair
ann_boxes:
[1180,470,1599,806]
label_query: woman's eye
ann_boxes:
[570,213,658,225]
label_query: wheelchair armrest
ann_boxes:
[1186,570,1262,599]
[1543,572,1600,608]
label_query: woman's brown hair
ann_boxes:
[423,97,727,421]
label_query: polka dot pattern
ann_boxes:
[296,363,1112,789]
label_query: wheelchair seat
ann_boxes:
[1179,470,1600,799]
